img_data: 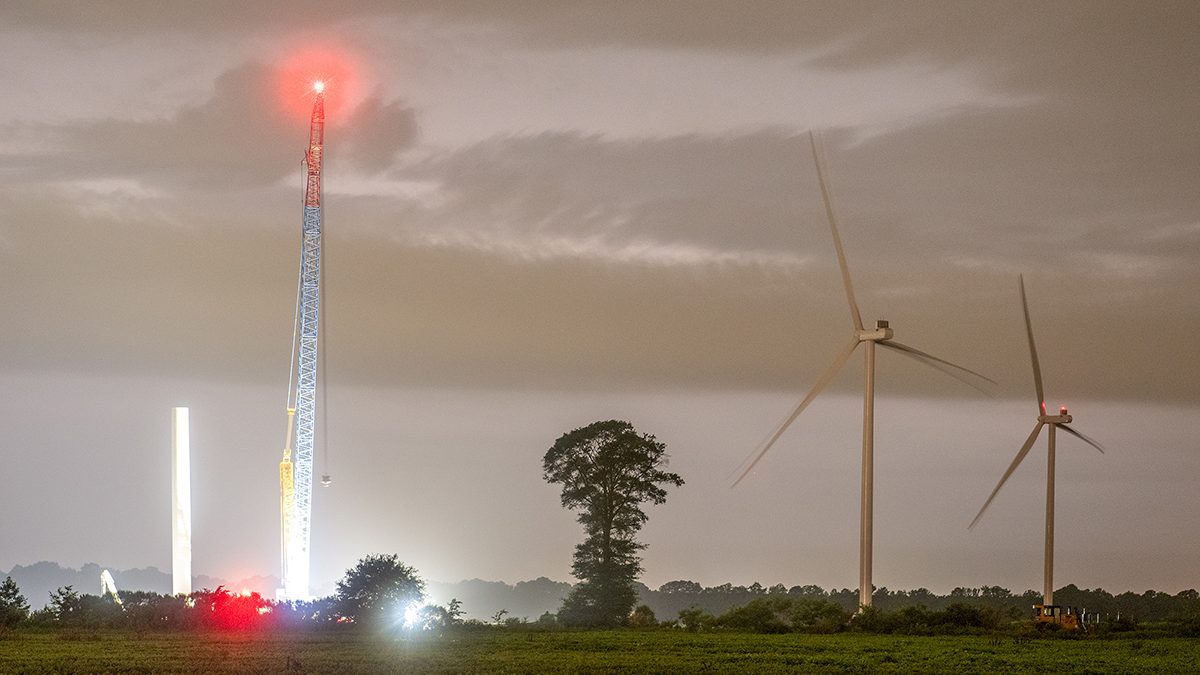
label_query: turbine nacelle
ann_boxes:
[857,319,894,342]
[1039,405,1071,424]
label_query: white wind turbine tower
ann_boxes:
[733,133,996,609]
[969,275,1105,606]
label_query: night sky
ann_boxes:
[2,1,1198,597]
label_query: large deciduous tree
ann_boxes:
[335,554,425,625]
[543,420,683,626]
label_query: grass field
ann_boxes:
[2,628,1199,673]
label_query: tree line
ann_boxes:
[637,581,1200,625]
[6,571,1198,638]
[0,554,451,632]
[634,581,1200,635]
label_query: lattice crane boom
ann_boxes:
[280,87,325,601]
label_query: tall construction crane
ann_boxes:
[279,80,328,601]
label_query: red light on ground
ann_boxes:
[199,587,272,630]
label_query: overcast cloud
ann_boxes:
[1,1,1197,597]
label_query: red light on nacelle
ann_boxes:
[1059,405,1068,415]
[313,80,326,94]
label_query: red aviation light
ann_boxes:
[1040,401,1047,415]
[276,45,363,122]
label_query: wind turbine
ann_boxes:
[733,133,996,609]
[969,275,1105,606]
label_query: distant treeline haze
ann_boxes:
[641,581,1199,625]
[5,562,1196,624]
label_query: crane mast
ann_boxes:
[280,89,325,601]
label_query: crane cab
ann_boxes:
[1033,604,1080,630]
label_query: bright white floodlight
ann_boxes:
[403,602,421,628]
[313,80,326,94]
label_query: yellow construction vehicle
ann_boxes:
[1033,604,1080,630]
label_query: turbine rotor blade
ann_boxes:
[1060,425,1105,454]
[879,340,998,395]
[1019,274,1046,414]
[732,338,860,487]
[809,131,863,332]
[969,422,1045,529]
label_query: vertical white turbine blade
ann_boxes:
[969,422,1045,529]
[810,132,863,331]
[1019,274,1046,414]
[732,338,860,487]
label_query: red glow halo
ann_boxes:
[276,45,364,125]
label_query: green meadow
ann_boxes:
[3,628,1199,673]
